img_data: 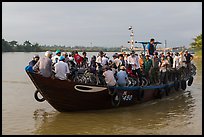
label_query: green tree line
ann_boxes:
[190,34,202,50]
[2,38,122,52]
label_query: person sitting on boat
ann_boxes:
[81,51,88,68]
[29,54,40,67]
[159,55,169,84]
[52,50,61,65]
[147,38,156,58]
[143,54,153,84]
[73,50,83,68]
[102,65,116,87]
[54,56,70,80]
[116,66,128,87]
[33,51,53,78]
[184,50,194,72]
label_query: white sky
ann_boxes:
[2,2,202,48]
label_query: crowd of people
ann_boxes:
[27,39,194,87]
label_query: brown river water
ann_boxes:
[2,52,202,135]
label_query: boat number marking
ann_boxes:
[122,91,133,101]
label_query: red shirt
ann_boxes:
[74,54,83,64]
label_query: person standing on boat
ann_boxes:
[166,52,173,67]
[102,65,116,86]
[74,50,83,68]
[178,51,186,68]
[82,51,88,68]
[143,54,153,84]
[116,66,128,87]
[147,38,156,58]
[127,51,142,86]
[52,50,61,64]
[184,50,194,72]
[96,51,104,85]
[159,55,169,84]
[118,54,126,70]
[54,56,70,80]
[151,52,160,84]
[33,51,53,78]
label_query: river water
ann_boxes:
[2,52,202,135]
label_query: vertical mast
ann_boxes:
[128,26,135,51]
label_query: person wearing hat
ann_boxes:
[33,51,53,78]
[116,66,128,87]
[54,56,70,80]
[51,49,61,65]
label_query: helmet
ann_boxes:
[55,50,61,54]
[45,51,52,57]
[59,56,65,61]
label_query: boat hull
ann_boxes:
[26,71,187,112]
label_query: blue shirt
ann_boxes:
[116,70,128,85]
[147,43,155,55]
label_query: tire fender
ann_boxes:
[34,89,45,102]
[188,76,194,86]
[111,91,121,107]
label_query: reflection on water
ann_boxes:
[32,91,195,135]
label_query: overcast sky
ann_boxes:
[2,2,202,48]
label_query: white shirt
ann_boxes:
[96,56,102,70]
[54,61,70,80]
[103,70,116,86]
[173,56,180,69]
[102,56,109,66]
[113,58,121,68]
[179,54,186,67]
[159,60,169,72]
[52,55,60,64]
[127,55,140,70]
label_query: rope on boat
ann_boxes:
[108,83,175,92]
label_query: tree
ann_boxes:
[190,34,202,49]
